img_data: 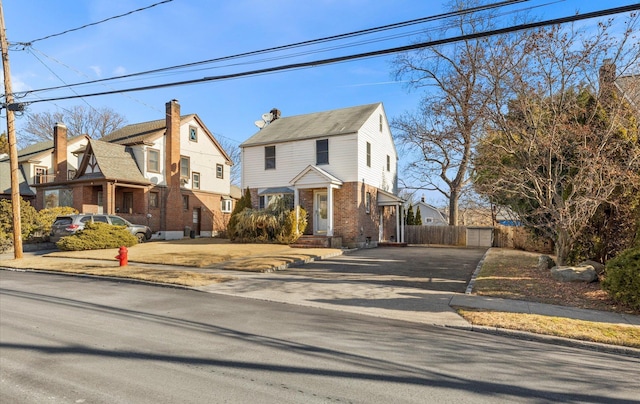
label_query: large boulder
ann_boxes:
[580,260,605,276]
[550,264,598,283]
[537,255,555,270]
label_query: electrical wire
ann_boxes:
[10,0,175,47]
[16,0,529,96]
[8,3,638,108]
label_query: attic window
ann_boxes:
[189,126,198,142]
[379,114,383,132]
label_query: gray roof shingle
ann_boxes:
[0,160,34,196]
[101,114,196,145]
[77,139,149,184]
[240,103,381,147]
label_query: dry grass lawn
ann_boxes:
[46,238,340,272]
[2,238,340,286]
[462,248,640,347]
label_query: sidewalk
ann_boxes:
[2,247,639,356]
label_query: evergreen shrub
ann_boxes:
[56,222,138,251]
[602,247,640,311]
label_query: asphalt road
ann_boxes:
[1,271,639,403]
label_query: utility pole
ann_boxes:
[0,1,23,259]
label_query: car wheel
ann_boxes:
[136,233,146,243]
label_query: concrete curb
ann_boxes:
[465,248,489,294]
[447,324,640,359]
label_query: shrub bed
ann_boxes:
[56,222,138,251]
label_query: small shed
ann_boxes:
[466,226,493,247]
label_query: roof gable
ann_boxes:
[241,103,381,147]
[0,160,33,196]
[290,165,343,188]
[76,139,149,184]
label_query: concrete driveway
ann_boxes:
[201,246,489,326]
[282,246,488,293]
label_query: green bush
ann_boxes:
[0,198,39,242]
[228,187,253,241]
[56,222,138,251]
[231,195,307,244]
[602,247,640,311]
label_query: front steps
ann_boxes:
[290,235,342,248]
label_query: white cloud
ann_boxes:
[89,65,102,77]
[112,66,127,76]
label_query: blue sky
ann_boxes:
[2,0,638,203]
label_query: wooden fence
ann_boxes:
[404,224,553,252]
[404,225,467,246]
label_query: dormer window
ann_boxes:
[189,126,198,142]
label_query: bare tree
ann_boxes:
[215,136,241,187]
[21,105,127,144]
[392,0,524,225]
[475,16,640,265]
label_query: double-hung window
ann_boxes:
[316,139,329,165]
[265,146,276,170]
[148,149,160,173]
[366,142,371,167]
[192,172,200,189]
[180,156,190,178]
[216,164,223,179]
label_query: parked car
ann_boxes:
[50,214,152,243]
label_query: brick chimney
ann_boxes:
[164,99,184,235]
[53,122,68,182]
[165,99,181,186]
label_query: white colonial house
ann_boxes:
[240,103,404,248]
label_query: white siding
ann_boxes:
[179,117,230,195]
[357,104,397,193]
[241,104,398,194]
[242,133,358,189]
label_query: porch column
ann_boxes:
[396,205,402,243]
[326,185,334,236]
[398,203,404,243]
[294,187,300,235]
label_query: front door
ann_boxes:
[314,192,328,235]
[192,208,201,236]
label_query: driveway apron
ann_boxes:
[199,246,488,327]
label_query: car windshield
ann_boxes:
[109,216,128,226]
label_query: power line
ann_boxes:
[10,0,174,47]
[7,3,639,107]
[17,0,528,96]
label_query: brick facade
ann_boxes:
[248,181,397,248]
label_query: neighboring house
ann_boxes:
[600,59,639,113]
[32,100,234,239]
[240,103,404,248]
[0,159,35,203]
[413,198,447,226]
[0,134,89,202]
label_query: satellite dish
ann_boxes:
[254,120,266,129]
[261,112,273,123]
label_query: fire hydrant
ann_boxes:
[115,246,128,267]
